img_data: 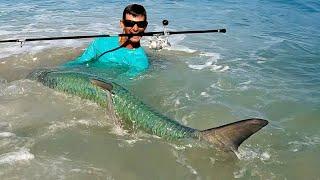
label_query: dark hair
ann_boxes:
[122,4,147,21]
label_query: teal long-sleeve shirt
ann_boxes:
[62,37,149,77]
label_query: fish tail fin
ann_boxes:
[199,118,268,152]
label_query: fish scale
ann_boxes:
[27,70,108,107]
[110,79,198,139]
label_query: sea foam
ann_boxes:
[187,53,229,72]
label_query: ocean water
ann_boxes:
[0,0,319,179]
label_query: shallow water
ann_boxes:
[0,0,320,179]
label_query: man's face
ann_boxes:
[121,13,147,43]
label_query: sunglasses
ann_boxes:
[123,20,148,28]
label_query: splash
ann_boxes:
[235,147,271,161]
[0,132,15,138]
[0,148,34,165]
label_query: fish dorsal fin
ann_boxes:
[90,79,113,92]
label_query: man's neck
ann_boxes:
[119,37,140,49]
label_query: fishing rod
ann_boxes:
[0,29,225,43]
[0,20,226,49]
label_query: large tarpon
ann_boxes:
[27,69,268,152]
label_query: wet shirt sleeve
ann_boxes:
[74,41,97,63]
[61,39,100,67]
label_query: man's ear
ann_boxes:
[120,20,124,29]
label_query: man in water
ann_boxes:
[63,4,149,77]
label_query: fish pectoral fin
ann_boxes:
[90,79,113,93]
[199,118,268,152]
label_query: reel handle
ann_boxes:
[162,20,169,26]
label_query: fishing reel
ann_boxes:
[149,20,171,50]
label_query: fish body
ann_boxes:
[27,69,268,152]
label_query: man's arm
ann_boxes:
[62,40,98,67]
